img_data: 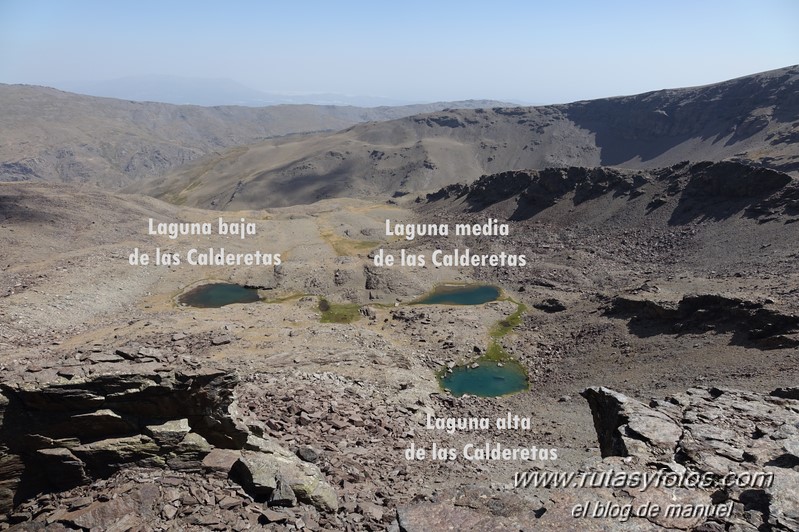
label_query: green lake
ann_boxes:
[414,284,501,305]
[178,283,260,308]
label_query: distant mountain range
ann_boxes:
[0,84,513,188]
[136,65,799,209]
[51,76,431,107]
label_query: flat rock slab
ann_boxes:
[202,448,241,476]
[144,419,191,448]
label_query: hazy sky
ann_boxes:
[1,0,797,104]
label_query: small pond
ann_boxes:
[178,283,260,308]
[440,360,528,397]
[414,284,501,305]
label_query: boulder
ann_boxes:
[581,387,682,459]
[34,448,87,490]
[236,435,338,512]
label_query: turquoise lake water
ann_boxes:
[415,284,501,305]
[178,283,260,308]
[440,361,528,397]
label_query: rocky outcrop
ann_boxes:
[425,162,799,224]
[582,387,683,459]
[680,161,792,199]
[607,294,799,348]
[0,368,338,522]
[581,386,799,531]
[532,298,567,313]
[234,435,338,512]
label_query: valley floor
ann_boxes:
[0,181,797,530]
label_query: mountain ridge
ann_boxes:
[51,75,428,107]
[0,83,512,188]
[140,65,799,209]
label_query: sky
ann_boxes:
[1,0,797,104]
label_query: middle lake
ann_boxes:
[414,284,501,305]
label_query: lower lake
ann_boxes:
[178,283,261,308]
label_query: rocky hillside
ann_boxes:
[2,172,797,530]
[140,65,799,209]
[0,83,508,188]
[4,364,797,530]
[418,161,799,278]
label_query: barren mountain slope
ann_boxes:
[142,65,799,209]
[405,160,799,396]
[0,84,509,187]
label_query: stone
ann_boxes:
[202,448,242,475]
[217,496,241,510]
[766,467,799,531]
[167,432,213,470]
[239,436,338,512]
[260,508,289,523]
[137,347,163,361]
[296,445,319,463]
[58,498,139,530]
[211,335,232,346]
[71,435,161,463]
[67,496,94,510]
[233,451,278,495]
[162,504,178,519]
[144,419,191,448]
[35,448,88,490]
[56,368,78,379]
[581,386,682,458]
[86,353,125,364]
[114,346,138,359]
[357,500,384,521]
[268,477,297,507]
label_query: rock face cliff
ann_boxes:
[426,161,799,222]
[580,386,799,531]
[0,368,337,528]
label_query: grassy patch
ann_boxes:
[318,298,361,324]
[319,230,379,257]
[483,340,512,362]
[481,299,527,362]
[263,292,305,304]
[490,301,527,338]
